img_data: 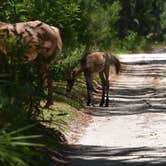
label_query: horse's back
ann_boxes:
[81,51,107,73]
[0,20,62,61]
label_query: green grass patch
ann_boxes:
[40,77,87,132]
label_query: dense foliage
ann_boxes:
[0,0,165,51]
[0,0,165,165]
[0,34,52,165]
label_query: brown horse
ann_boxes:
[66,51,121,107]
[0,20,63,107]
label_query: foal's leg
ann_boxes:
[104,69,110,107]
[84,72,94,106]
[99,72,106,107]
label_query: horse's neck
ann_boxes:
[0,21,6,27]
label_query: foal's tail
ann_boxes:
[108,53,121,74]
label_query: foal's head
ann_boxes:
[66,68,78,93]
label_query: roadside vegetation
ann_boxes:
[0,0,165,165]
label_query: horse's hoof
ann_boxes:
[104,104,109,107]
[44,101,53,108]
[44,104,50,108]
[87,103,95,107]
[99,103,104,107]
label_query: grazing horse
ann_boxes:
[0,20,63,107]
[66,52,121,107]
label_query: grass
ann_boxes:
[40,77,87,133]
[40,65,118,132]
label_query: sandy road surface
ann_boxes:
[67,51,166,166]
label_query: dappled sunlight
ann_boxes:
[67,53,166,166]
[83,60,166,117]
[67,145,166,166]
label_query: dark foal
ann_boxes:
[66,51,121,107]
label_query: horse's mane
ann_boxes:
[80,51,91,65]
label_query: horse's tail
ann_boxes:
[108,53,121,74]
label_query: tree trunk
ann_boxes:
[119,0,132,37]
[152,0,162,34]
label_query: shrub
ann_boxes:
[50,46,85,81]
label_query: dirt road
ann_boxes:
[67,51,166,166]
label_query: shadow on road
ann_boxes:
[66,144,166,166]
[66,57,166,166]
[84,85,166,117]
[83,62,166,117]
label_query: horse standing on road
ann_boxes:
[66,52,121,107]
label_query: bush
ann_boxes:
[0,32,63,166]
[50,46,85,81]
[0,125,44,166]
[120,31,148,52]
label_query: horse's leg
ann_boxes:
[84,72,94,106]
[45,75,53,107]
[99,72,106,107]
[104,68,110,107]
[43,64,53,108]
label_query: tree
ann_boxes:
[77,0,121,50]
